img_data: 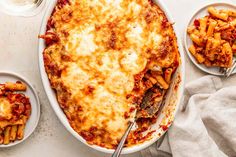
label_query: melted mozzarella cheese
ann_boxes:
[126,23,144,45]
[129,1,141,12]
[105,0,122,5]
[120,49,147,74]
[66,27,97,56]
[61,63,90,93]
[105,71,134,95]
[149,33,162,49]
[77,85,131,135]
[0,98,12,120]
[97,52,121,74]
[92,86,133,136]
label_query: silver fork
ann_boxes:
[219,57,236,77]
[111,91,167,157]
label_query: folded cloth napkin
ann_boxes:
[141,75,236,157]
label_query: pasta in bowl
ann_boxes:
[188,7,236,68]
[38,0,185,154]
[0,82,31,145]
[185,3,236,75]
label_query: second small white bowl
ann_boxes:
[184,2,236,76]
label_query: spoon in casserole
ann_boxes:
[111,88,167,157]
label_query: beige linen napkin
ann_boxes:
[141,75,236,157]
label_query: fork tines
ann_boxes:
[219,57,236,77]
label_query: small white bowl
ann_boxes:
[0,71,40,148]
[184,2,236,76]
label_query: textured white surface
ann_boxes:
[0,0,236,157]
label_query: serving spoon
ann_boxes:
[111,88,166,157]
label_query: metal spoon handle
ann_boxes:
[111,121,135,157]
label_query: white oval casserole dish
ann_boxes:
[38,0,185,154]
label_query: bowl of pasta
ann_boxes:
[184,2,236,76]
[0,71,40,147]
[38,0,185,154]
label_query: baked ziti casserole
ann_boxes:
[39,0,180,149]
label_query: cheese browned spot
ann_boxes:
[42,0,180,149]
